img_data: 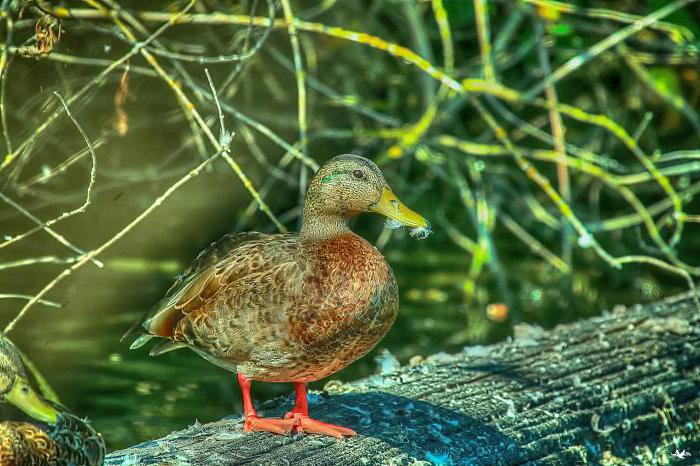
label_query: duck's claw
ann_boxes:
[288,414,357,439]
[244,416,295,435]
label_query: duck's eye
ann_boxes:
[352,170,364,179]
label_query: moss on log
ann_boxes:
[106,293,699,465]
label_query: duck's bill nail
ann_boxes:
[6,377,59,424]
[369,187,429,229]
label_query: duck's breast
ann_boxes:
[273,234,398,380]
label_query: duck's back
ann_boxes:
[50,412,106,466]
[140,231,398,381]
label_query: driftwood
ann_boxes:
[106,293,699,465]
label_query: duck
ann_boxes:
[0,336,105,465]
[126,154,430,438]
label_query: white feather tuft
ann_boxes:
[384,218,432,239]
[409,226,432,239]
[385,219,404,230]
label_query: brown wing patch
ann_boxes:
[143,232,273,338]
[170,237,303,361]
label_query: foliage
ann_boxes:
[1,0,700,446]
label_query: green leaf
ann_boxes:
[549,22,574,37]
[648,67,682,98]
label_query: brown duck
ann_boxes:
[127,154,430,437]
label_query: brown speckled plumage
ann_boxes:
[0,422,57,466]
[129,154,428,436]
[145,231,397,382]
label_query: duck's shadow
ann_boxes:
[256,390,520,464]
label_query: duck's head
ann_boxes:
[302,154,430,238]
[0,336,58,424]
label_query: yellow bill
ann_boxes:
[369,187,430,230]
[5,377,59,424]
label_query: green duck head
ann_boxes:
[0,336,59,424]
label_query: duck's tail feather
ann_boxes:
[149,340,186,357]
[121,314,147,342]
[129,334,154,350]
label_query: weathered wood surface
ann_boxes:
[106,293,699,465]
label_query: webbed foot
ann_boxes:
[284,413,356,438]
[244,416,295,435]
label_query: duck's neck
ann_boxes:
[299,212,353,242]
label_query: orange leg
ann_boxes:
[284,382,357,439]
[237,373,294,435]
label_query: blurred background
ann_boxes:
[1,0,699,450]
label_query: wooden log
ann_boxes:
[106,293,699,465]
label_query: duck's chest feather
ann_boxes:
[290,234,398,349]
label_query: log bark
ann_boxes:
[106,293,700,465]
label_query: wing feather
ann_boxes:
[136,231,289,339]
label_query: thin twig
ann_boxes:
[91,0,287,232]
[0,294,61,308]
[1,1,197,175]
[524,0,698,99]
[3,150,223,334]
[0,192,103,267]
[534,19,572,269]
[473,0,496,82]
[279,0,310,206]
